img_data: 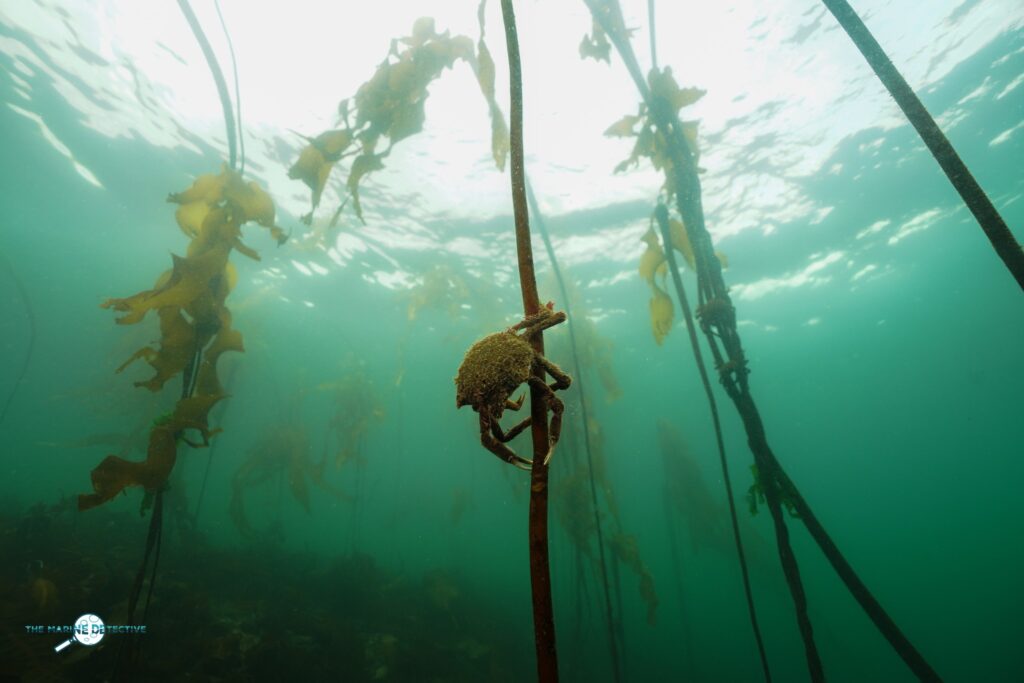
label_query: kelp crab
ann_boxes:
[455,303,571,469]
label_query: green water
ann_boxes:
[1,1,1022,681]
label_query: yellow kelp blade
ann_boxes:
[648,66,705,114]
[102,245,231,325]
[174,201,209,238]
[639,228,665,284]
[604,115,639,138]
[167,171,225,205]
[669,219,696,270]
[288,145,332,217]
[475,37,510,171]
[78,393,224,511]
[649,283,674,345]
[117,307,196,392]
[579,20,611,63]
[668,218,726,272]
[347,153,385,223]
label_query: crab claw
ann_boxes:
[512,457,533,472]
[542,446,557,467]
[505,393,526,411]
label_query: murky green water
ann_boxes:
[1,1,1022,681]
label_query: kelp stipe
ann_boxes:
[79,167,282,511]
[175,0,237,171]
[528,182,624,682]
[586,0,945,680]
[821,0,1024,292]
[281,6,565,677]
[653,204,773,683]
[76,3,278,679]
[500,1,561,679]
[598,3,772,679]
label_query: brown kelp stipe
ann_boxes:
[176,0,237,171]
[585,1,944,681]
[500,0,559,680]
[100,5,259,679]
[527,182,622,683]
[644,0,768,677]
[653,203,772,683]
[821,0,1024,292]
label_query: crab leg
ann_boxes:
[479,412,533,470]
[527,377,565,465]
[505,393,526,411]
[537,356,572,391]
[491,415,533,443]
[508,307,566,337]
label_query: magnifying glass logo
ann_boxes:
[54,613,105,653]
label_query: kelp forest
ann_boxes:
[1,0,1022,682]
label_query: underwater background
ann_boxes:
[1,0,1022,681]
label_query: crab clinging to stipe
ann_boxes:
[455,303,572,469]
